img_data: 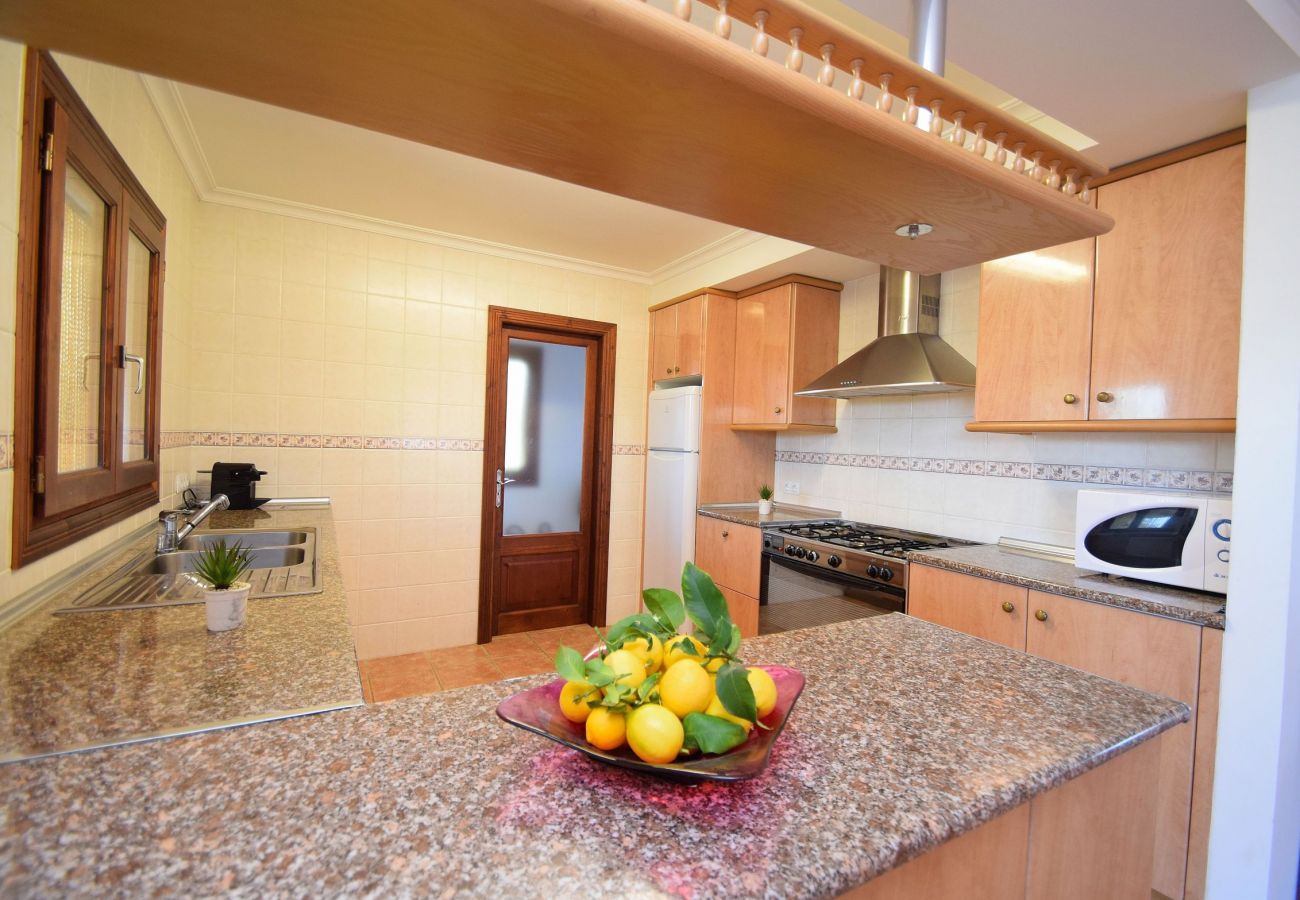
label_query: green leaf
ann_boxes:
[682,713,748,755]
[601,683,629,706]
[555,646,587,683]
[584,659,615,687]
[605,613,661,646]
[681,562,731,641]
[642,588,685,632]
[636,672,661,702]
[726,623,742,657]
[715,662,758,724]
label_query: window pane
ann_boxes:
[502,339,587,535]
[56,165,108,474]
[122,232,152,462]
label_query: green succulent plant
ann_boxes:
[758,483,774,501]
[193,540,254,591]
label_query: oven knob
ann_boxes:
[827,555,841,568]
[867,565,880,578]
[785,545,797,556]
[879,567,894,582]
[795,547,807,559]
[806,550,819,562]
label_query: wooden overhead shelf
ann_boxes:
[0,0,1114,272]
[966,419,1236,434]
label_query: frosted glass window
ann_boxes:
[502,339,587,535]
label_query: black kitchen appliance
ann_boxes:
[209,462,269,510]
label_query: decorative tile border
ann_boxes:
[776,450,1233,493]
[0,433,12,470]
[613,444,644,456]
[150,432,642,458]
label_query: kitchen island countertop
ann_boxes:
[1,613,1186,897]
[0,503,362,762]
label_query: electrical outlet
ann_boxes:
[782,481,800,494]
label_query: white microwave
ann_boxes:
[1075,490,1230,594]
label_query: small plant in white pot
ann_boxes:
[193,540,255,632]
[758,484,774,516]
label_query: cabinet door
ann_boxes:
[650,304,678,381]
[1025,590,1202,900]
[732,287,792,426]
[908,565,1028,650]
[1184,626,1223,900]
[1091,144,1243,420]
[693,515,762,598]
[719,585,759,638]
[675,294,704,377]
[976,237,1095,422]
[787,284,840,428]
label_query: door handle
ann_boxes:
[123,351,145,394]
[495,469,516,508]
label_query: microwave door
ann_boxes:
[1077,504,1206,589]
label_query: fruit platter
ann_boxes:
[497,563,805,782]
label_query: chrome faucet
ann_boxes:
[156,494,230,553]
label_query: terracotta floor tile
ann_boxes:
[493,653,556,679]
[483,633,541,658]
[369,673,442,703]
[435,659,505,689]
[424,645,490,667]
[365,652,435,682]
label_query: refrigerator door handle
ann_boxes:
[495,468,517,508]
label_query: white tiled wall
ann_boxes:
[184,204,650,658]
[0,46,197,606]
[776,269,1237,547]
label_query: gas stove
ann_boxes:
[761,520,975,592]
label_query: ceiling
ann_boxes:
[151,0,1298,279]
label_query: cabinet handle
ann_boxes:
[674,366,680,373]
[774,406,783,414]
[1001,601,1015,613]
[1096,391,1114,403]
[721,530,729,539]
[1063,393,1077,405]
[1034,609,1048,622]
[666,367,673,374]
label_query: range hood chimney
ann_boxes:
[794,0,977,400]
[795,268,976,398]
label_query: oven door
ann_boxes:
[759,552,904,635]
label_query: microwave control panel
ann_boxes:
[1206,498,1231,592]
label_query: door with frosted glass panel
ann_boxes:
[486,328,598,635]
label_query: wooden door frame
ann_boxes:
[477,306,617,643]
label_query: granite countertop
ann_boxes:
[698,501,840,527]
[0,504,362,763]
[1,614,1187,897]
[909,544,1226,629]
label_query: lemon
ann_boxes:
[705,693,754,733]
[585,707,627,750]
[702,655,725,674]
[558,680,597,723]
[626,703,685,764]
[664,634,706,669]
[658,659,713,719]
[747,667,778,718]
[603,649,646,690]
[623,633,664,674]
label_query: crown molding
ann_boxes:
[139,73,767,287]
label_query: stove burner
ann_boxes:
[774,522,956,559]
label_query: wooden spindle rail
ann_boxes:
[692,0,1107,198]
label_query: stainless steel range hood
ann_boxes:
[794,267,976,399]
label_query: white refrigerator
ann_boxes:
[642,385,702,593]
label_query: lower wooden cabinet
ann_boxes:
[909,564,1219,899]
[694,515,761,637]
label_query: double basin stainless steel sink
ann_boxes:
[57,528,321,613]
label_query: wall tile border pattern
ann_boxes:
[161,431,645,456]
[775,450,1234,494]
[0,434,12,470]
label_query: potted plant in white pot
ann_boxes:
[758,484,774,516]
[193,540,255,632]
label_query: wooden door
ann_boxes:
[1025,590,1202,899]
[1091,144,1244,420]
[650,304,677,382]
[479,308,616,640]
[976,236,1095,423]
[732,286,792,426]
[907,565,1028,650]
[674,294,704,377]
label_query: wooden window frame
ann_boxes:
[12,50,167,567]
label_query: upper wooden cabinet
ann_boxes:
[971,141,1244,432]
[650,294,704,382]
[731,277,841,432]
